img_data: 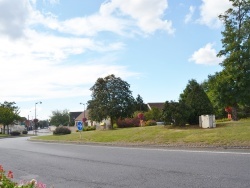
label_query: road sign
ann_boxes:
[77,121,83,131]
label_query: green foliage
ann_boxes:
[144,107,162,121]
[0,165,46,188]
[22,130,28,134]
[145,120,157,126]
[39,120,49,128]
[84,126,96,131]
[50,109,70,126]
[53,126,71,135]
[202,75,228,119]
[134,94,148,112]
[214,0,250,120]
[10,131,21,136]
[88,74,135,129]
[180,79,214,125]
[0,102,20,134]
[162,101,191,126]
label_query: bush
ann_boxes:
[162,101,191,126]
[22,130,28,134]
[10,131,21,136]
[84,126,96,131]
[117,118,140,128]
[53,126,71,135]
[145,120,157,126]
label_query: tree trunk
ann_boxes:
[106,118,113,130]
[3,125,6,134]
[231,106,238,121]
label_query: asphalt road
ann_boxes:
[0,136,249,188]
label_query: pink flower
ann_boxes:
[0,165,3,172]
[7,170,13,178]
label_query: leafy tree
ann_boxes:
[216,0,250,120]
[50,109,70,126]
[144,107,162,121]
[134,94,148,112]
[0,101,20,134]
[162,101,192,126]
[202,73,228,119]
[39,120,49,128]
[87,74,135,129]
[179,79,214,125]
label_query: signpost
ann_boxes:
[77,121,83,139]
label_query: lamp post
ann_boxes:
[80,102,87,127]
[68,112,70,127]
[35,101,42,120]
[80,102,85,118]
[34,101,42,134]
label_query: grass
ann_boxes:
[31,119,250,147]
[0,134,9,138]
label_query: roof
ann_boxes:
[147,103,165,110]
[75,110,89,121]
[69,112,82,120]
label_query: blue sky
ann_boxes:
[0,0,232,120]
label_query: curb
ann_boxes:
[28,139,250,150]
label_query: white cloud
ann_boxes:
[0,0,30,38]
[184,6,195,24]
[100,0,174,35]
[198,0,232,28]
[189,43,224,65]
[0,0,139,102]
[45,0,59,5]
[31,0,174,36]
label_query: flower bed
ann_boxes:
[0,165,46,188]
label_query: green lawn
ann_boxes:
[31,119,250,146]
[0,134,9,138]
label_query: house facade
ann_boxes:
[74,110,111,130]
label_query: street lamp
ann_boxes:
[34,101,42,134]
[35,101,42,120]
[79,102,85,118]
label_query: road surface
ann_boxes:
[0,136,249,188]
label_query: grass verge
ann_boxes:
[31,119,250,147]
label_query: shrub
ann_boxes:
[162,101,191,126]
[117,118,140,128]
[10,131,20,136]
[145,120,157,126]
[53,126,71,135]
[22,130,28,134]
[144,107,162,121]
[84,126,96,131]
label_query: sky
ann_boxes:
[0,0,232,120]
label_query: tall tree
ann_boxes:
[217,0,250,120]
[134,94,148,112]
[88,74,135,129]
[0,101,20,134]
[179,79,214,125]
[202,73,228,119]
[50,109,70,126]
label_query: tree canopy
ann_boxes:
[162,101,191,126]
[87,74,135,129]
[134,94,148,112]
[215,0,250,120]
[0,101,20,134]
[50,109,70,126]
[180,79,214,125]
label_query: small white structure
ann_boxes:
[199,115,216,128]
